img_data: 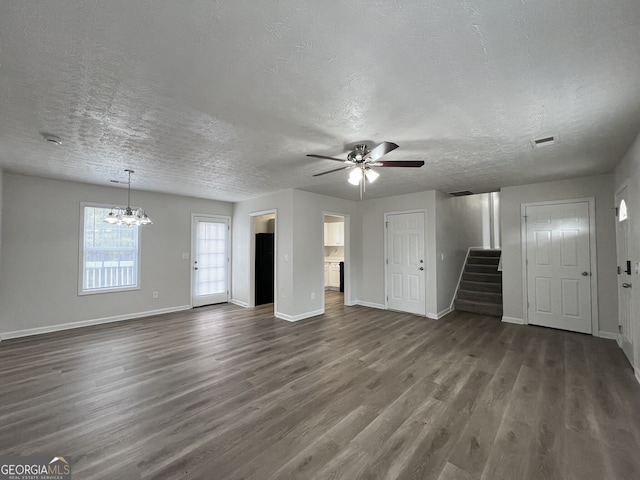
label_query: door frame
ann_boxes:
[520,198,599,335]
[249,209,277,310]
[614,182,633,361]
[383,209,428,316]
[190,213,232,307]
[321,212,352,308]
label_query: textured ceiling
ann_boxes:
[1,1,639,202]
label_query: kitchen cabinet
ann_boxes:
[324,262,330,286]
[324,222,344,246]
[329,263,341,287]
[324,261,341,289]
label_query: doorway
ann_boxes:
[191,215,230,307]
[251,211,277,309]
[615,185,634,365]
[522,199,598,334]
[323,213,349,309]
[384,211,426,316]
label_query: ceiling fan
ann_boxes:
[308,142,424,197]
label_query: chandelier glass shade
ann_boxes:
[104,169,153,226]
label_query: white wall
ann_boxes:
[231,189,359,320]
[290,190,360,317]
[500,174,617,335]
[232,190,294,313]
[0,169,3,272]
[0,173,232,338]
[359,190,438,315]
[613,131,640,380]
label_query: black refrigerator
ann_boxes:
[255,233,274,305]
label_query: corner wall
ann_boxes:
[500,174,617,335]
[0,173,232,338]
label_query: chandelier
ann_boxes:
[104,169,153,226]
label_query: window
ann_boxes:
[619,199,628,222]
[80,204,140,294]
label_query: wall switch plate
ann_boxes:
[311,292,315,299]
[636,262,640,275]
[182,253,190,260]
[152,291,159,299]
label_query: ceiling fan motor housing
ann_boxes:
[347,144,369,163]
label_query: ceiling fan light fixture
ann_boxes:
[365,168,379,183]
[348,168,363,185]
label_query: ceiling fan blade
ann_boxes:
[363,141,399,162]
[312,165,354,177]
[371,160,425,168]
[307,154,346,162]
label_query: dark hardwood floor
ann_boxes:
[1,291,639,479]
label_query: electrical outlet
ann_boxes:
[152,291,159,299]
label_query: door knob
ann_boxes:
[581,271,590,276]
[419,267,424,271]
[194,267,198,270]
[622,283,632,288]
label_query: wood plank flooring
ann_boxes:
[1,291,639,479]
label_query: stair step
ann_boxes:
[454,298,503,317]
[467,256,500,266]
[460,280,502,293]
[462,272,502,283]
[468,249,502,258]
[457,289,503,302]
[465,264,500,274]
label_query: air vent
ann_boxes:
[531,135,558,148]
[449,190,474,196]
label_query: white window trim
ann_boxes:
[78,201,142,296]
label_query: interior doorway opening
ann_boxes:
[323,214,347,308]
[252,212,276,309]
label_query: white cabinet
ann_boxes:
[324,222,344,246]
[329,263,341,287]
[324,261,341,288]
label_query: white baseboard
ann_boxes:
[433,306,454,320]
[0,305,192,340]
[275,309,324,322]
[354,301,386,310]
[597,331,619,341]
[230,298,249,308]
[502,316,525,325]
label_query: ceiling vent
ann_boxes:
[449,190,474,196]
[531,135,558,148]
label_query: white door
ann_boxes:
[191,216,230,307]
[386,212,426,316]
[615,187,633,365]
[525,202,592,333]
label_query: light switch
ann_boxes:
[182,253,190,260]
[635,262,640,275]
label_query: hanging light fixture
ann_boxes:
[104,169,153,226]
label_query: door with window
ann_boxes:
[524,201,593,333]
[386,212,426,316]
[191,216,230,307]
[615,187,633,365]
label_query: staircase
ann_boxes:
[454,249,503,317]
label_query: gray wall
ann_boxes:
[500,174,617,335]
[436,191,492,314]
[613,131,640,377]
[0,173,232,337]
[231,189,359,320]
[0,169,3,272]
